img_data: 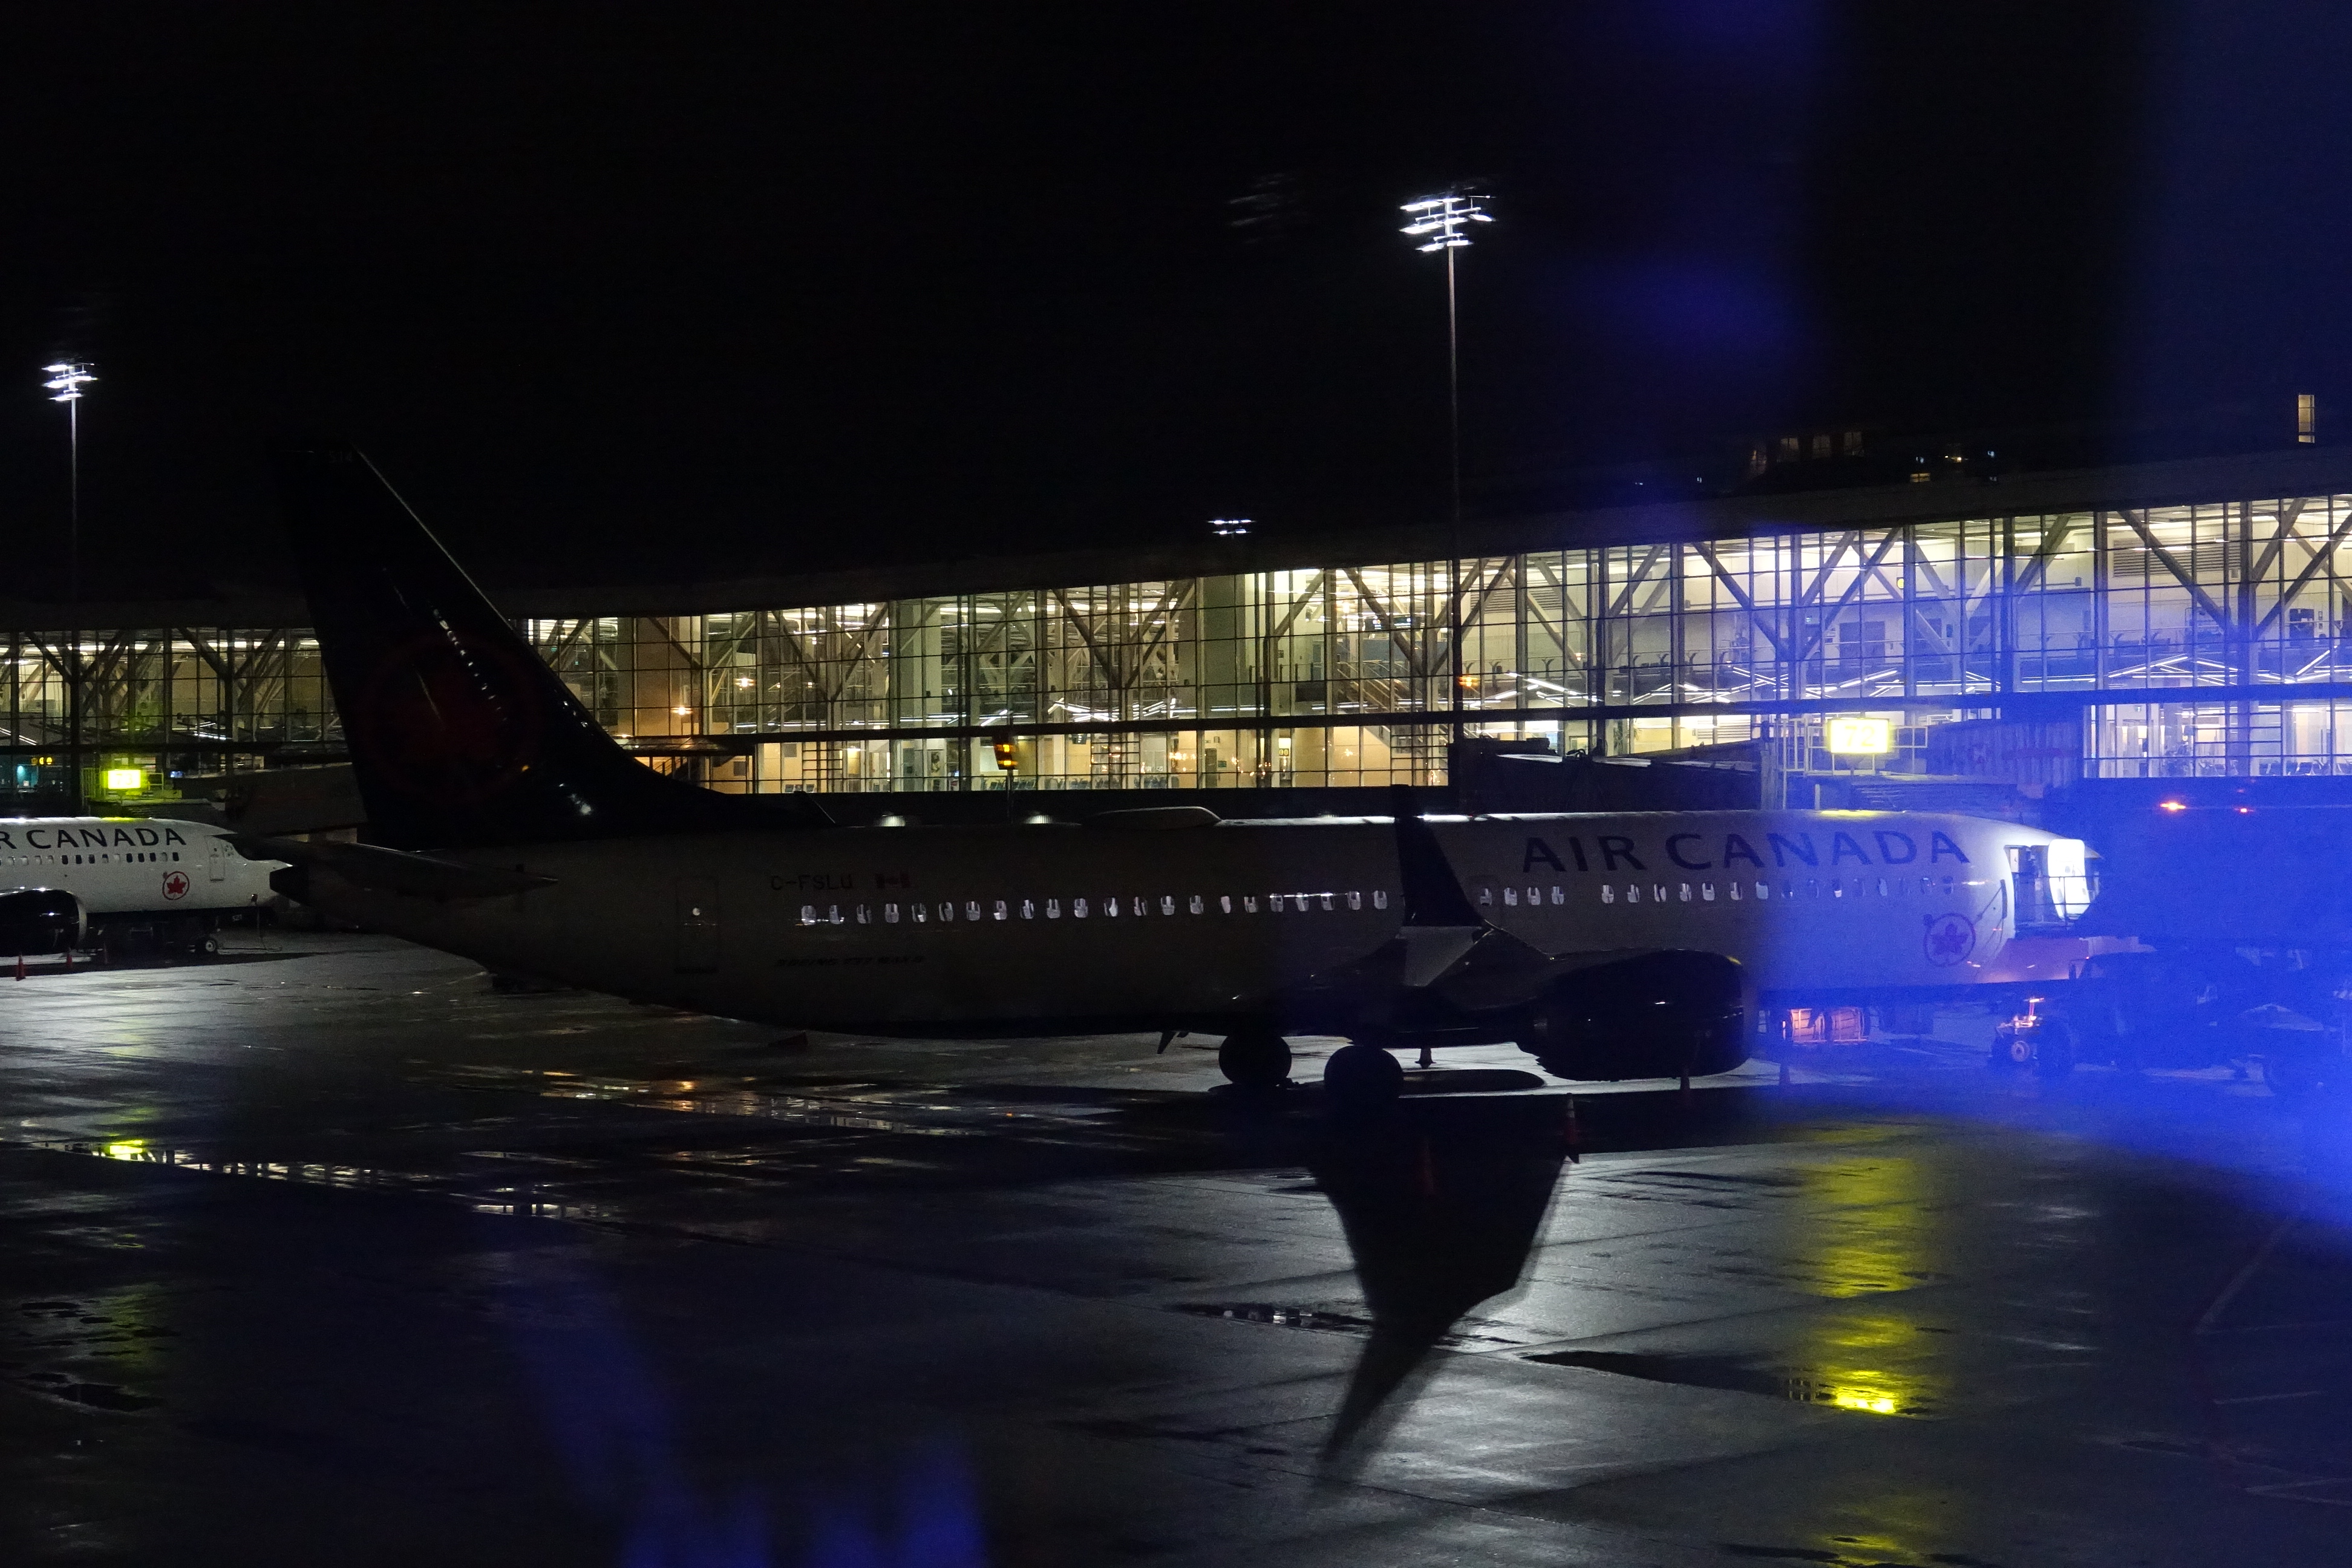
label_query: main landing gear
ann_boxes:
[1322,1042,1403,1108]
[1215,1031,1405,1108]
[1217,1029,1292,1089]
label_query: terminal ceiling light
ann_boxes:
[1210,518,1251,537]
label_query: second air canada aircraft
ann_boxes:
[259,446,2089,1101]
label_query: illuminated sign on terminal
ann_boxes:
[102,768,145,791]
[1825,717,1893,756]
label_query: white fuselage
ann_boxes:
[0,817,280,918]
[296,809,2067,1035]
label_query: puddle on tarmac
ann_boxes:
[1635,1169,1811,1189]
[425,1065,1019,1138]
[5,1289,175,1414]
[461,1149,606,1169]
[6,1370,158,1411]
[1527,1348,1940,1416]
[422,1065,1185,1158]
[30,1138,621,1223]
[1171,1302,1521,1350]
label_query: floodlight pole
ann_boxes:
[1445,239,1462,536]
[67,391,80,599]
[1444,239,1462,745]
[68,393,79,815]
[42,363,95,815]
[1400,195,1490,750]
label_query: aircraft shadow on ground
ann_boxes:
[1277,1075,2352,1469]
[715,1071,1780,1462]
[10,949,327,979]
[1189,1085,1781,1471]
[1301,1096,1573,1468]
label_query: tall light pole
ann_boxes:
[1400,192,1491,746]
[42,361,96,814]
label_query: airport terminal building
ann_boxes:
[11,445,2352,812]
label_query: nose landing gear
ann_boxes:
[1993,1005,2076,1079]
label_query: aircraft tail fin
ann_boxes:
[274,443,828,849]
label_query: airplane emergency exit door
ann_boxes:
[675,879,719,972]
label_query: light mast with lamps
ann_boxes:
[1399,193,1491,745]
[42,361,96,813]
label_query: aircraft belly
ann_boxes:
[4,874,273,917]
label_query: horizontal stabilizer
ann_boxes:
[242,836,555,901]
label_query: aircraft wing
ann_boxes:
[1319,791,1746,1079]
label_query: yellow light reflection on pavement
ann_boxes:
[1791,1161,1951,1417]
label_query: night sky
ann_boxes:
[5,3,2348,599]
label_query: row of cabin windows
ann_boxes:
[1592,874,1971,906]
[793,873,1984,926]
[3,851,183,867]
[799,889,1393,927]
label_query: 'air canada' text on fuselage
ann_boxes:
[1520,827,1971,875]
[0,824,189,852]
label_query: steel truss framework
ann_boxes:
[15,489,2352,801]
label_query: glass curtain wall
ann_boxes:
[1,628,332,803]
[11,491,2352,803]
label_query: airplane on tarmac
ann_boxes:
[0,815,281,958]
[253,445,2096,1102]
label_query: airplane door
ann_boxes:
[207,840,229,882]
[675,879,719,973]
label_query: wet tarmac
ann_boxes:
[4,932,2350,1566]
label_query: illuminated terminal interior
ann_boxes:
[12,452,2352,809]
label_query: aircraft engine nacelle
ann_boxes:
[1518,950,1748,1082]
[0,887,86,956]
